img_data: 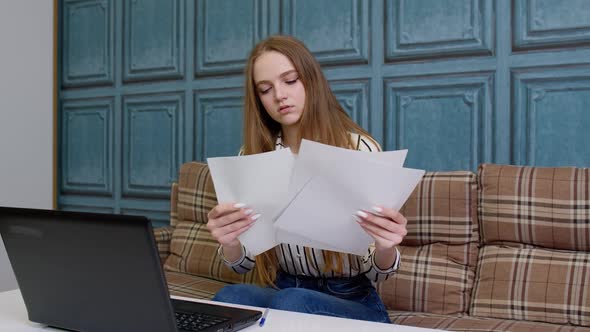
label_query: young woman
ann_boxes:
[206,35,408,323]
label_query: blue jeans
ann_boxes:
[212,272,391,323]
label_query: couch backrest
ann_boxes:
[163,162,258,284]
[471,164,590,326]
[378,171,479,315]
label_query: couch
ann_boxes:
[154,162,590,331]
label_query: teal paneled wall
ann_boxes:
[58,0,590,224]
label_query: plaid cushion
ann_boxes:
[478,164,590,251]
[165,271,228,300]
[379,171,479,315]
[164,221,258,285]
[470,245,590,326]
[391,311,590,332]
[176,162,218,224]
[170,182,179,227]
[153,226,173,263]
[400,171,478,245]
[379,243,478,315]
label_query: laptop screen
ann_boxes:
[0,207,180,332]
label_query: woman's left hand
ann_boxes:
[355,206,408,251]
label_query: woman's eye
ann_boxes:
[286,78,298,85]
[259,87,271,95]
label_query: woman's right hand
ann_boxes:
[206,203,260,248]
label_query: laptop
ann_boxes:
[0,206,262,332]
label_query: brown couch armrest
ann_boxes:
[153,226,174,265]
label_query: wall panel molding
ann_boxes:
[195,0,270,76]
[122,93,183,198]
[62,0,114,87]
[330,79,370,130]
[514,0,590,50]
[512,66,590,166]
[194,88,244,160]
[61,98,114,195]
[123,0,185,82]
[282,0,369,65]
[385,0,494,61]
[385,73,494,171]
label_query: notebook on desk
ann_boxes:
[0,206,262,332]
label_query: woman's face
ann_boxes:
[253,51,306,131]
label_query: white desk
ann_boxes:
[0,289,442,332]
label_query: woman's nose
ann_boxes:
[274,86,287,101]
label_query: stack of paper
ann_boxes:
[207,139,425,256]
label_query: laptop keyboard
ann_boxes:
[175,311,230,331]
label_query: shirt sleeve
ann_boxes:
[362,245,401,282]
[354,134,382,152]
[218,244,256,274]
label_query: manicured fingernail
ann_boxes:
[371,206,383,213]
[244,208,254,215]
[353,216,363,223]
[356,210,368,218]
[251,213,261,221]
[234,203,247,208]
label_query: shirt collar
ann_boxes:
[275,132,286,150]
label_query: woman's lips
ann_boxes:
[278,106,292,114]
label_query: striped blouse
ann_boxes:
[221,133,401,282]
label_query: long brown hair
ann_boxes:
[242,35,376,285]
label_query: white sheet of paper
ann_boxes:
[275,175,375,255]
[207,148,295,255]
[288,139,408,200]
[275,145,424,255]
[207,139,424,257]
[276,154,391,255]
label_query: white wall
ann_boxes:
[0,0,54,292]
